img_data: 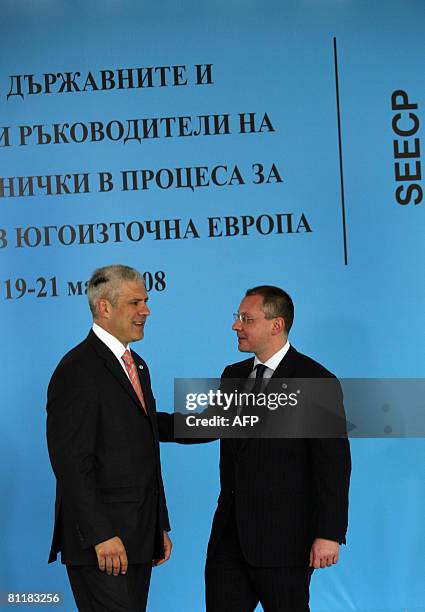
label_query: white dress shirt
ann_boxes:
[250,340,291,379]
[92,322,132,380]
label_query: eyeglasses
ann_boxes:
[233,312,263,325]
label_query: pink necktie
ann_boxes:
[121,350,147,413]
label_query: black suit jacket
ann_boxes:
[207,346,351,567]
[46,330,170,565]
[158,346,351,568]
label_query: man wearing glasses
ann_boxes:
[205,285,351,611]
[160,284,351,611]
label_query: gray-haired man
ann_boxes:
[47,264,171,611]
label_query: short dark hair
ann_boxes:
[245,285,294,333]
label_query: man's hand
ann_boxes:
[153,531,172,567]
[309,538,339,569]
[94,536,128,576]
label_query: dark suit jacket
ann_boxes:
[208,346,351,567]
[46,330,170,566]
[158,346,351,568]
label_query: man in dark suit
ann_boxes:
[159,285,351,611]
[47,264,171,612]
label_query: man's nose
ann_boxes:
[232,319,241,331]
[140,303,150,316]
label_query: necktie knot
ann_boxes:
[122,349,133,367]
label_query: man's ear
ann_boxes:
[271,316,285,336]
[96,298,112,320]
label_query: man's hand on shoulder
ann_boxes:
[309,538,339,569]
[153,531,172,567]
[95,536,128,576]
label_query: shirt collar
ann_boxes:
[253,340,290,372]
[92,322,129,361]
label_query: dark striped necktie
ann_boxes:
[251,363,267,395]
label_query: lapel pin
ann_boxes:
[139,364,144,370]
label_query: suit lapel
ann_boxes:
[232,358,255,380]
[270,345,299,379]
[131,351,156,421]
[236,347,300,451]
[227,358,255,452]
[87,331,148,414]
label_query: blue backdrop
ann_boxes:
[1,1,424,610]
